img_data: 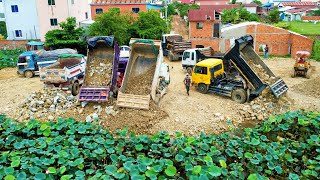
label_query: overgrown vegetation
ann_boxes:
[312,8,320,16]
[0,111,319,179]
[0,49,24,69]
[273,22,291,29]
[268,9,281,23]
[222,7,261,24]
[312,40,320,61]
[287,21,320,35]
[163,2,199,18]
[45,17,86,54]
[0,21,7,39]
[88,9,168,45]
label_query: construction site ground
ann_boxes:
[1,58,319,135]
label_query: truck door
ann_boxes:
[33,55,39,71]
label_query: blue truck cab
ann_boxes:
[17,50,58,78]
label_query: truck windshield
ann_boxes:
[183,52,190,60]
[194,66,207,74]
[18,56,27,63]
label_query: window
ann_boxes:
[11,5,18,12]
[183,52,190,60]
[50,18,58,26]
[213,64,222,72]
[213,23,220,38]
[48,0,55,5]
[0,0,2,2]
[15,30,22,37]
[96,8,103,14]
[194,66,207,74]
[85,12,88,19]
[124,47,130,51]
[132,8,140,13]
[196,45,204,48]
[71,0,74,4]
[196,22,203,29]
[215,13,220,20]
[0,13,5,18]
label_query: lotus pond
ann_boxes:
[0,111,319,179]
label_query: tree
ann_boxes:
[252,0,262,6]
[88,8,132,45]
[0,21,7,39]
[45,17,85,53]
[131,10,168,40]
[268,9,281,23]
[222,7,260,24]
[312,8,320,16]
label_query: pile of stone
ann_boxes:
[16,88,77,121]
[85,105,118,123]
[238,89,293,121]
[84,57,113,86]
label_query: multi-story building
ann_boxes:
[0,0,5,21]
[4,0,90,41]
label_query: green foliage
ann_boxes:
[222,7,260,24]
[0,111,319,179]
[252,0,263,6]
[273,22,291,29]
[88,8,132,45]
[0,21,7,39]
[161,2,177,17]
[170,2,199,18]
[312,8,320,16]
[311,40,320,61]
[287,21,320,35]
[88,9,168,45]
[268,9,281,23]
[0,49,24,69]
[45,17,85,52]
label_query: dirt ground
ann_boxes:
[1,58,320,135]
[170,15,189,40]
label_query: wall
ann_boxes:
[91,4,147,19]
[0,1,5,21]
[245,7,257,14]
[4,0,40,40]
[302,16,320,21]
[37,0,90,41]
[189,20,220,38]
[0,40,27,49]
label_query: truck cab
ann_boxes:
[26,41,44,51]
[192,58,225,86]
[161,34,180,56]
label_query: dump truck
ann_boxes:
[182,47,224,74]
[39,54,86,96]
[117,39,170,110]
[78,36,120,102]
[161,34,191,61]
[191,35,288,103]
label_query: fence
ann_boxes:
[0,40,28,50]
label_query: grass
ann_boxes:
[287,21,320,35]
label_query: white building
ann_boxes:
[4,0,91,41]
[0,0,5,21]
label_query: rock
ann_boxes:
[110,110,118,116]
[78,108,84,114]
[67,96,75,101]
[48,115,54,120]
[81,101,88,108]
[54,96,60,105]
[257,115,264,121]
[92,113,99,119]
[214,113,222,117]
[86,115,92,122]
[49,105,55,112]
[37,101,45,105]
[31,108,37,112]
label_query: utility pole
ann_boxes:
[164,0,168,21]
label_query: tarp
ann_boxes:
[262,3,273,7]
[87,36,114,48]
[27,41,44,46]
[58,54,84,58]
[39,48,78,58]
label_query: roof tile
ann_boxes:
[188,9,215,21]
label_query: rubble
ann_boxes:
[14,88,77,121]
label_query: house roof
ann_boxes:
[200,4,240,13]
[278,6,296,11]
[286,7,314,14]
[180,0,195,4]
[91,0,147,5]
[188,9,215,21]
[281,2,316,6]
[243,3,258,7]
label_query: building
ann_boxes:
[0,0,5,21]
[91,0,163,19]
[188,9,221,50]
[281,8,316,21]
[243,3,259,14]
[194,0,230,5]
[278,1,317,8]
[4,0,90,41]
[220,22,313,57]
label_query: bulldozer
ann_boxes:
[291,51,312,79]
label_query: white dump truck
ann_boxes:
[116,39,170,110]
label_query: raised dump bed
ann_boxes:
[78,36,120,102]
[117,39,162,110]
[223,35,288,98]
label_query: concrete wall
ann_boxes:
[245,7,257,14]
[91,4,147,19]
[0,40,28,49]
[4,0,40,40]
[0,1,5,21]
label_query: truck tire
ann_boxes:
[197,83,208,94]
[231,88,247,104]
[305,69,311,79]
[187,67,192,74]
[291,69,296,78]
[24,70,34,78]
[71,82,80,96]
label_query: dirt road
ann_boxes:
[0,68,43,114]
[170,15,189,40]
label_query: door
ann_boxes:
[33,55,39,71]
[182,51,192,66]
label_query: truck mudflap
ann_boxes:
[116,92,150,110]
[78,86,110,102]
[223,35,288,98]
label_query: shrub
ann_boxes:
[0,49,24,69]
[0,111,319,179]
[273,22,291,29]
[312,40,320,61]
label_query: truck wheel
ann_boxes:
[24,71,34,78]
[71,82,80,96]
[305,69,311,79]
[187,67,192,74]
[231,88,247,104]
[291,69,296,78]
[197,83,208,94]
